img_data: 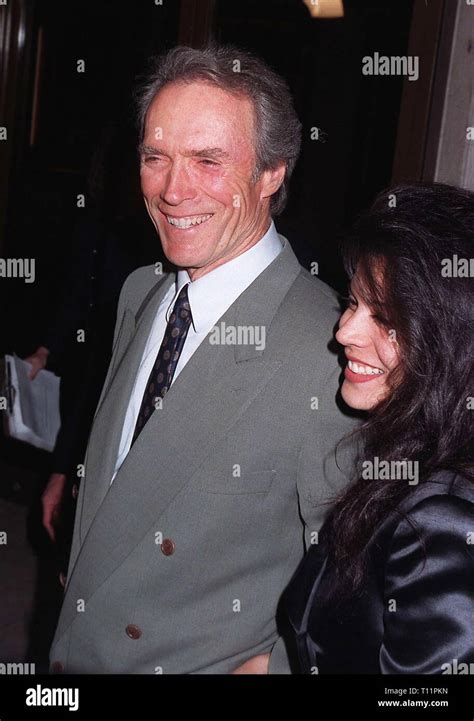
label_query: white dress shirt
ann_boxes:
[111,221,283,482]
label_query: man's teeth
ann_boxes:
[166,214,213,228]
[348,360,384,376]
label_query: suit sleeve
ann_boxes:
[380,494,474,673]
[269,368,357,675]
[296,400,358,549]
[268,635,293,674]
[111,273,131,349]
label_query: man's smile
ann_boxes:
[162,212,215,230]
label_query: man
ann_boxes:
[50,45,355,674]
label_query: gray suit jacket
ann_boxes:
[50,236,356,674]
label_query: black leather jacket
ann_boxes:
[283,471,474,674]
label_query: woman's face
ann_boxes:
[335,274,400,411]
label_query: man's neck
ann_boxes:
[185,219,273,281]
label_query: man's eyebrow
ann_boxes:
[138,144,166,155]
[187,147,230,161]
[138,144,230,160]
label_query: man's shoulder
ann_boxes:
[275,235,340,310]
[293,266,339,306]
[277,264,341,335]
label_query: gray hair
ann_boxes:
[134,45,302,216]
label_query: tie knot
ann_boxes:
[170,284,192,325]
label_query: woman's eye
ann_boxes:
[370,312,391,328]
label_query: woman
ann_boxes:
[283,182,474,674]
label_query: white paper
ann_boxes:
[4,354,61,452]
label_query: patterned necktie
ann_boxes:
[131,283,192,445]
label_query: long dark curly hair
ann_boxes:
[327,182,474,593]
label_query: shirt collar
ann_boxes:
[166,221,283,333]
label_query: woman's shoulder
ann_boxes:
[397,470,474,515]
[374,470,474,558]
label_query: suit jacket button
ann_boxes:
[126,624,142,640]
[71,484,79,499]
[51,661,64,673]
[161,538,175,556]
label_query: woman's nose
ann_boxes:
[336,308,365,348]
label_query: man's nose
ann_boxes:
[160,162,195,206]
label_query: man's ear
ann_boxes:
[259,162,287,201]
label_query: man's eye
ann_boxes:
[143,156,164,163]
[199,159,218,166]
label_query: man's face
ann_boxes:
[140,81,284,279]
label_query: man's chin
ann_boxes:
[161,244,209,272]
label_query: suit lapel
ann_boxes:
[57,239,301,639]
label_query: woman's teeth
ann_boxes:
[347,360,384,375]
[166,214,213,228]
